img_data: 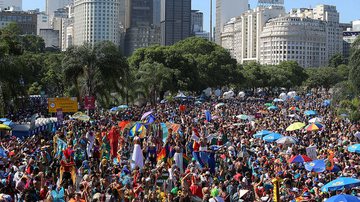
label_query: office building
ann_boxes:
[0,11,37,34]
[160,0,191,46]
[39,29,60,49]
[0,0,22,11]
[191,10,203,33]
[37,12,51,35]
[343,31,360,58]
[46,0,73,17]
[353,20,360,32]
[220,6,285,63]
[215,0,249,44]
[73,0,121,46]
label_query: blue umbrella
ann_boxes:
[304,159,326,172]
[0,147,7,158]
[322,100,331,107]
[110,107,119,112]
[273,98,284,102]
[2,121,14,127]
[293,96,301,101]
[304,110,317,116]
[321,177,360,192]
[331,164,341,173]
[0,118,10,122]
[268,106,278,110]
[348,144,360,153]
[326,194,360,202]
[263,133,283,142]
[253,130,273,138]
[118,105,129,109]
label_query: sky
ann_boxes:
[24,0,360,32]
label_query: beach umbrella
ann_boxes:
[326,194,360,202]
[2,121,14,127]
[276,136,298,144]
[304,159,326,172]
[263,133,283,142]
[118,105,129,109]
[286,122,306,131]
[215,103,225,109]
[236,114,249,120]
[129,123,146,138]
[288,155,312,163]
[264,103,272,107]
[141,111,153,120]
[331,164,342,173]
[268,106,278,110]
[347,144,360,153]
[322,100,331,107]
[321,177,360,192]
[77,114,90,121]
[309,117,323,123]
[304,110,317,116]
[110,107,119,112]
[289,106,300,111]
[0,118,10,122]
[293,96,301,101]
[306,123,324,131]
[273,98,284,102]
[253,130,273,138]
[0,124,11,130]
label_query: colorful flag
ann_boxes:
[157,147,166,162]
[161,123,168,143]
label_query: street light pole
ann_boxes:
[209,0,213,41]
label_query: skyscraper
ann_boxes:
[215,0,248,44]
[191,10,203,33]
[73,0,121,46]
[46,0,73,17]
[0,0,22,11]
[160,0,191,46]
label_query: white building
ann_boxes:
[352,20,360,32]
[46,0,73,17]
[73,0,121,46]
[39,29,60,49]
[221,6,285,63]
[215,0,249,44]
[37,13,51,35]
[0,0,22,11]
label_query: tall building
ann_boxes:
[220,6,285,63]
[160,0,191,46]
[153,0,161,26]
[73,0,121,46]
[46,0,73,17]
[0,11,37,34]
[215,0,248,44]
[353,20,360,32]
[191,10,203,33]
[0,0,22,11]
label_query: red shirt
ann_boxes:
[190,184,203,198]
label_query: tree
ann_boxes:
[329,53,346,68]
[62,41,129,106]
[277,61,307,88]
[349,36,360,93]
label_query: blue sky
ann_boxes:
[24,0,360,32]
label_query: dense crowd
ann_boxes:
[0,91,359,202]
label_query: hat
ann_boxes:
[211,188,219,197]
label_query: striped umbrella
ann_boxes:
[306,123,324,131]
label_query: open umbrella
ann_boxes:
[347,144,360,153]
[326,194,360,202]
[304,159,326,172]
[118,105,129,109]
[236,114,250,120]
[110,107,119,112]
[264,103,273,107]
[273,98,284,102]
[309,117,323,123]
[253,130,273,138]
[322,100,331,107]
[321,177,360,192]
[288,155,312,163]
[268,106,278,110]
[354,131,360,140]
[215,103,225,109]
[304,110,317,116]
[141,111,153,120]
[286,122,306,131]
[293,96,301,101]
[306,123,324,131]
[263,133,283,142]
[0,124,11,130]
[276,136,297,144]
[288,106,300,111]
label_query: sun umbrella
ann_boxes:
[286,122,306,131]
[2,121,14,127]
[293,96,301,101]
[304,110,317,116]
[273,98,284,102]
[0,124,11,130]
[325,194,360,202]
[321,177,360,192]
[304,159,326,172]
[268,106,278,110]
[118,105,129,109]
[276,136,297,144]
[289,106,300,111]
[236,114,249,120]
[77,114,90,121]
[309,117,323,123]
[264,103,273,107]
[253,130,273,138]
[306,123,324,131]
[215,103,225,109]
[0,118,10,122]
[347,144,360,153]
[263,133,283,142]
[288,155,312,163]
[129,123,146,138]
[141,111,153,120]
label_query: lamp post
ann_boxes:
[209,0,213,41]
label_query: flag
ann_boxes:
[205,110,211,122]
[144,114,156,125]
[326,150,335,171]
[56,138,67,157]
[161,123,168,143]
[157,147,166,162]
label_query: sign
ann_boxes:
[48,97,78,113]
[56,108,64,123]
[306,146,317,160]
[84,96,95,110]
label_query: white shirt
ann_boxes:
[209,196,224,202]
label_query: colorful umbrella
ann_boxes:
[304,110,317,116]
[141,111,153,120]
[304,159,326,172]
[263,133,283,142]
[253,130,273,138]
[268,106,278,110]
[288,106,300,111]
[286,122,306,131]
[321,177,360,192]
[306,123,324,131]
[0,124,11,130]
[309,117,323,123]
[347,144,360,153]
[129,123,146,138]
[326,194,360,202]
[288,155,312,163]
[276,136,297,144]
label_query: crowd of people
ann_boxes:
[0,91,359,202]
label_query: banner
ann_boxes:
[306,146,317,160]
[84,96,95,110]
[48,97,78,113]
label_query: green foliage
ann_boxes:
[329,53,346,68]
[349,36,360,94]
